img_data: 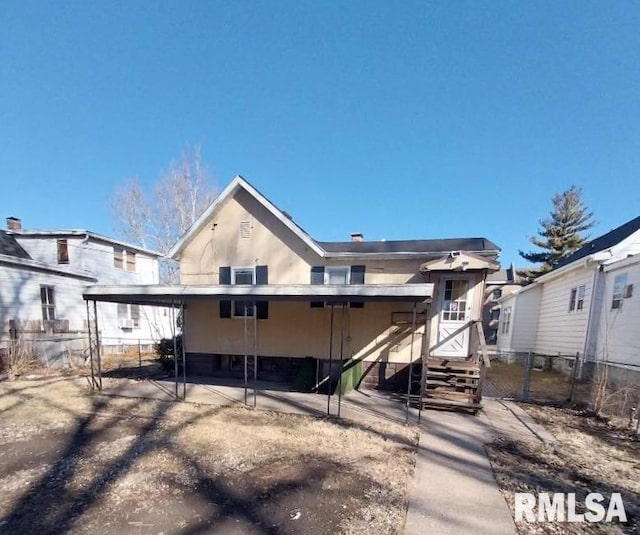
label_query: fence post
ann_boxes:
[568,352,581,403]
[521,352,532,402]
[138,339,142,368]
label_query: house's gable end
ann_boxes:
[169,176,325,259]
[179,186,323,285]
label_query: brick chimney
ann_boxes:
[6,217,21,230]
[350,232,363,242]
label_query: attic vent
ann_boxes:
[240,221,251,239]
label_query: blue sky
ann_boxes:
[1,1,639,266]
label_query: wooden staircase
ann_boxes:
[411,321,489,414]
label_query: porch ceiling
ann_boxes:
[82,283,434,306]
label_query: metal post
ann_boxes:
[181,301,187,401]
[138,339,142,368]
[253,301,258,409]
[418,305,429,424]
[93,300,102,391]
[243,306,248,406]
[327,304,335,416]
[568,351,580,402]
[522,351,532,402]
[337,304,346,418]
[86,300,96,390]
[172,303,178,401]
[405,302,417,425]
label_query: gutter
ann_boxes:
[0,254,98,282]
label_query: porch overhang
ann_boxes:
[420,252,500,273]
[82,283,434,307]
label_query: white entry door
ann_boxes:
[432,278,473,358]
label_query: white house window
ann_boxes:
[492,288,502,300]
[569,285,586,312]
[57,239,69,264]
[325,266,350,285]
[41,286,56,321]
[114,248,124,269]
[489,309,500,321]
[114,248,136,272]
[612,274,628,309]
[501,306,512,334]
[232,267,255,317]
[118,303,140,328]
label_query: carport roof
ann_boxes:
[83,283,434,307]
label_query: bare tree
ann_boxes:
[111,145,217,282]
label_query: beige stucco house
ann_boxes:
[85,176,500,402]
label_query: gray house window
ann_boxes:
[492,288,502,300]
[57,239,69,264]
[41,286,55,321]
[612,274,627,309]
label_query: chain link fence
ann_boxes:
[484,349,640,425]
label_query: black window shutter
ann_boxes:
[350,265,365,308]
[219,266,231,318]
[310,266,325,308]
[255,265,269,319]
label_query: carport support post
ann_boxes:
[405,302,417,425]
[243,307,249,406]
[172,303,178,401]
[253,302,258,409]
[93,300,102,391]
[181,301,187,401]
[327,304,335,416]
[337,304,346,418]
[86,300,96,391]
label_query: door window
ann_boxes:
[442,279,468,321]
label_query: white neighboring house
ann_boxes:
[0,217,172,353]
[497,215,640,375]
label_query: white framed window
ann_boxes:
[232,267,255,317]
[441,279,469,321]
[114,248,136,272]
[569,285,586,312]
[612,273,627,310]
[492,288,502,300]
[501,306,512,334]
[325,266,350,284]
[41,286,55,321]
[118,303,140,328]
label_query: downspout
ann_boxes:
[81,233,90,273]
[582,262,603,362]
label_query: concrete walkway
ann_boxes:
[97,378,555,535]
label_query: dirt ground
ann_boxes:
[486,404,640,534]
[0,376,418,535]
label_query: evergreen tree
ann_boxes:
[518,186,595,282]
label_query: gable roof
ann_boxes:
[319,237,499,255]
[554,215,640,269]
[169,175,501,260]
[9,230,162,257]
[169,176,325,258]
[0,230,31,259]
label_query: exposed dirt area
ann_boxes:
[0,376,417,534]
[486,404,640,534]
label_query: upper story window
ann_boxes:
[40,286,55,321]
[325,266,350,284]
[117,303,140,328]
[232,267,255,317]
[612,273,633,309]
[492,288,502,300]
[489,309,500,321]
[569,285,586,312]
[114,248,136,272]
[57,239,69,264]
